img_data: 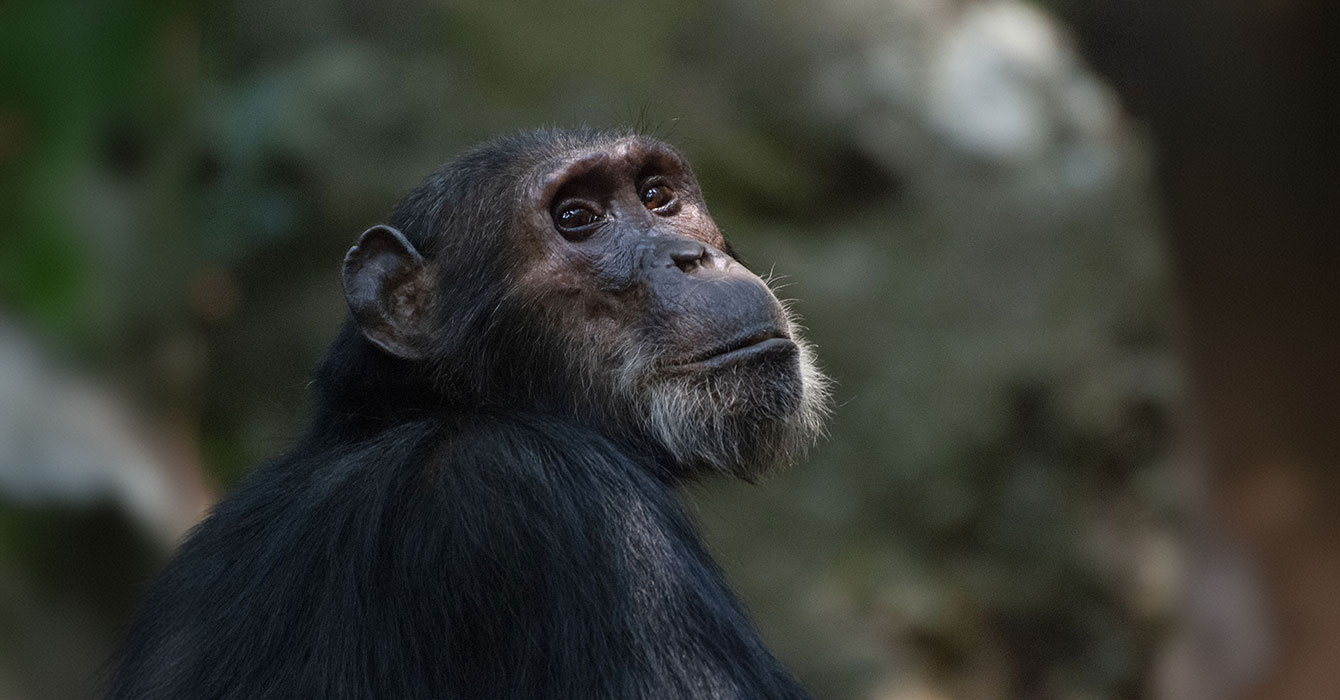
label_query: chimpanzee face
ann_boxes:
[342,134,829,478]
[506,137,826,477]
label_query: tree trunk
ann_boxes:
[1063,1,1339,698]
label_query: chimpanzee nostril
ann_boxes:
[636,237,720,275]
[669,241,709,273]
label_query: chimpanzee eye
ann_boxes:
[639,184,674,210]
[553,204,600,232]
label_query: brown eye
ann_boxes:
[554,204,599,232]
[639,184,674,210]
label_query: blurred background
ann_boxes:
[0,0,1334,698]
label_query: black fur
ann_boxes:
[105,129,816,699]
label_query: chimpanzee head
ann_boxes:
[334,128,829,479]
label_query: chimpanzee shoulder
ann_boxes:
[108,413,811,699]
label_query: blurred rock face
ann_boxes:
[926,2,1117,163]
[811,0,1123,186]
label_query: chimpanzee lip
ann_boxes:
[675,328,794,369]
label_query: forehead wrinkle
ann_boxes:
[533,151,617,204]
[530,137,686,198]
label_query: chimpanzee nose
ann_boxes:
[669,241,710,273]
[643,237,716,274]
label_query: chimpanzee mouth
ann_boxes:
[674,328,795,370]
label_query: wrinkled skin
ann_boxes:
[516,138,790,367]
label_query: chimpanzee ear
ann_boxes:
[341,225,435,361]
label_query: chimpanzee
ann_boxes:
[105,128,831,699]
